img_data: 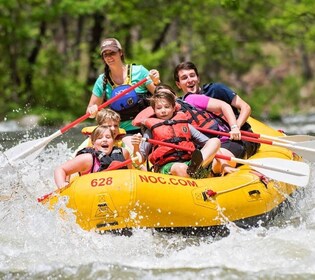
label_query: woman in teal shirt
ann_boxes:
[86,38,159,133]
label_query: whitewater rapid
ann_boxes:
[1,123,315,279]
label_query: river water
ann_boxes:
[0,117,315,280]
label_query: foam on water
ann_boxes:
[1,136,315,279]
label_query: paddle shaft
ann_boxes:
[202,125,315,144]
[60,77,149,134]
[146,138,231,162]
[240,129,297,144]
[6,77,149,163]
[146,138,248,162]
[144,138,308,177]
[197,127,315,160]
[197,127,263,144]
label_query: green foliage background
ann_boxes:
[1,0,315,125]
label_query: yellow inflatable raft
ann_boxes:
[41,118,306,235]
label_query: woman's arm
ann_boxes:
[231,95,251,128]
[86,94,103,118]
[208,99,235,123]
[146,69,160,94]
[184,93,241,140]
[146,82,156,95]
[206,98,241,140]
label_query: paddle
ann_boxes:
[196,127,315,162]
[143,138,310,187]
[4,77,149,164]
[240,130,315,144]
[277,135,315,142]
[37,153,142,203]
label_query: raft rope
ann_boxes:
[200,174,274,230]
[203,176,260,199]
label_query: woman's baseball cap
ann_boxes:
[100,38,122,55]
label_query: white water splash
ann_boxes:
[1,139,315,279]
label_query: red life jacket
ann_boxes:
[132,99,230,142]
[177,98,230,138]
[143,112,195,169]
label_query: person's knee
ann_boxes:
[211,138,221,149]
[205,138,220,150]
[171,163,189,177]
